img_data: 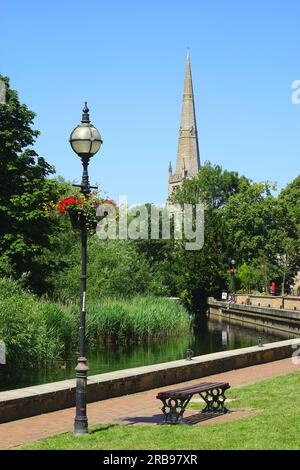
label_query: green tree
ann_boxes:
[169,163,250,307]
[0,76,60,293]
[170,161,250,208]
[276,176,300,293]
[278,175,300,226]
[224,178,300,294]
[223,182,279,263]
[49,237,168,302]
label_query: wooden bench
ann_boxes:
[157,381,230,424]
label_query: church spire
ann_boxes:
[168,52,200,196]
[175,51,200,175]
[183,49,193,96]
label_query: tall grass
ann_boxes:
[0,278,75,367]
[85,296,191,345]
[0,278,190,367]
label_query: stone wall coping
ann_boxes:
[236,294,300,301]
[210,299,300,318]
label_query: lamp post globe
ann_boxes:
[71,103,102,436]
[70,102,102,158]
[70,102,103,195]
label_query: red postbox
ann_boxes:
[271,281,276,295]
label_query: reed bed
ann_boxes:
[0,279,190,367]
[84,296,191,345]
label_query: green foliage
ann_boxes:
[278,175,300,226]
[85,296,190,344]
[0,278,189,366]
[39,302,75,354]
[276,176,300,292]
[170,161,250,208]
[224,179,300,293]
[50,237,168,302]
[0,278,74,366]
[0,76,63,294]
[236,261,269,293]
[168,163,250,305]
[170,165,299,302]
[223,182,278,261]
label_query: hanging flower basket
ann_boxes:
[68,208,102,234]
[57,194,116,235]
[68,209,84,231]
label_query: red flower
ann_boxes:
[57,196,78,213]
[57,195,115,216]
[102,199,116,206]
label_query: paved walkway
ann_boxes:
[0,357,299,449]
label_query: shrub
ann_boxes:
[49,238,168,302]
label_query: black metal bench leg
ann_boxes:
[199,387,229,414]
[159,396,192,424]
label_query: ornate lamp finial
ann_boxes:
[82,102,90,123]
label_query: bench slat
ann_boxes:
[157,381,229,398]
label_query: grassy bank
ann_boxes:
[18,371,300,450]
[0,278,190,367]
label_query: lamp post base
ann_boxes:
[73,357,89,437]
[73,418,88,437]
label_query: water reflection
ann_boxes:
[0,313,298,392]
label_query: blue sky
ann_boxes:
[1,0,299,204]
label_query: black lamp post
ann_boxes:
[69,103,103,436]
[230,259,237,298]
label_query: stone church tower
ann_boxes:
[168,52,201,196]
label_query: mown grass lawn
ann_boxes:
[18,371,300,450]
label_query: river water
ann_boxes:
[0,313,298,392]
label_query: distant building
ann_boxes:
[168,52,201,197]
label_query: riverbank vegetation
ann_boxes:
[0,278,190,367]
